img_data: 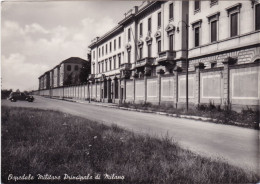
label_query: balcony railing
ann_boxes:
[157,50,176,62]
[135,57,155,68]
[120,63,132,71]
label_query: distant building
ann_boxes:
[38,57,90,90]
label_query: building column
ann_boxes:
[107,78,112,103]
[157,69,164,105]
[194,63,205,105]
[144,75,147,103]
[123,78,126,103]
[112,77,116,103]
[173,66,181,108]
[133,78,136,103]
[222,56,236,108]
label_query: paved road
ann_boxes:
[2,96,259,173]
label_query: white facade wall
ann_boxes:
[188,0,260,57]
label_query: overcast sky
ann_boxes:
[1,0,139,91]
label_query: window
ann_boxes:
[148,44,152,57]
[158,40,161,53]
[118,54,121,67]
[255,4,260,30]
[93,51,95,60]
[114,39,116,50]
[169,34,174,51]
[158,12,161,27]
[75,65,79,71]
[106,44,107,54]
[128,28,131,41]
[99,63,101,73]
[113,56,116,69]
[102,62,104,72]
[102,46,104,56]
[105,61,107,71]
[230,13,238,37]
[169,3,173,20]
[194,0,200,11]
[109,59,112,70]
[110,42,112,52]
[148,18,152,32]
[211,20,217,42]
[92,64,95,74]
[67,65,71,71]
[140,23,143,37]
[210,0,218,7]
[128,51,131,63]
[119,37,121,48]
[99,48,100,57]
[195,27,200,47]
[139,47,143,59]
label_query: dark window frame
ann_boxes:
[128,28,131,41]
[140,23,143,37]
[67,65,71,71]
[119,37,121,48]
[210,20,217,42]
[255,3,260,30]
[230,12,238,37]
[194,27,200,47]
[148,17,152,32]
[157,40,161,53]
[169,34,174,51]
[169,3,174,20]
[75,65,79,71]
[194,0,201,12]
[158,12,161,28]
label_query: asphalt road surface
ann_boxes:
[2,96,259,173]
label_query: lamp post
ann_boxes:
[177,19,189,111]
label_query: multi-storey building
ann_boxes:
[89,1,189,104]
[187,0,260,110]
[88,0,260,109]
[38,57,90,90]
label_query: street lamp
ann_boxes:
[177,19,189,111]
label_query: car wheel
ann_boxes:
[10,98,16,102]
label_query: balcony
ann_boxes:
[157,50,176,63]
[135,57,155,68]
[120,63,132,71]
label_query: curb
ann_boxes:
[43,96,251,126]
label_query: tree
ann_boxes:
[79,61,91,84]
[64,73,73,86]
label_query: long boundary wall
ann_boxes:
[34,62,260,111]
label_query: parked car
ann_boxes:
[8,92,34,102]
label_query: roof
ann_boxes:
[59,57,88,65]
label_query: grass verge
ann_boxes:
[1,106,259,184]
[119,102,259,129]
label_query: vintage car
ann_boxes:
[8,92,34,102]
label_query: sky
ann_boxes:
[1,0,139,91]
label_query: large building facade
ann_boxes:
[187,0,260,110]
[88,0,260,109]
[89,1,189,104]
